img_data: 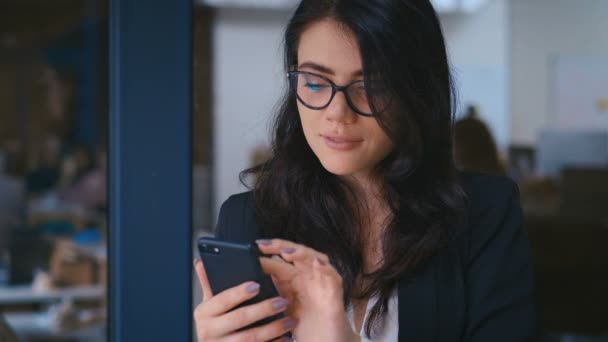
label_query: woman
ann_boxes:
[194,0,536,341]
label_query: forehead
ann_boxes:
[297,19,362,75]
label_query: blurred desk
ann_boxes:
[4,312,106,342]
[0,285,104,306]
[1,286,106,341]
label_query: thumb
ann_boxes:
[194,259,213,302]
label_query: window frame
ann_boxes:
[108,0,194,340]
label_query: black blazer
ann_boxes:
[215,172,537,341]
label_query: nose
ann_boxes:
[324,90,356,124]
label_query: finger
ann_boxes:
[256,239,300,255]
[260,256,296,282]
[313,257,329,283]
[194,258,213,301]
[226,316,297,342]
[201,281,261,317]
[211,296,290,337]
[314,257,341,282]
[269,338,292,342]
[269,274,289,301]
[313,258,344,298]
[261,258,297,304]
[279,247,329,267]
[257,239,329,265]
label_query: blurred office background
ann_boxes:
[1,0,607,341]
[1,0,108,341]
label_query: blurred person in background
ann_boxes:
[24,63,79,198]
[58,144,95,188]
[0,141,26,258]
[453,105,505,176]
[24,134,63,197]
[42,64,78,146]
[61,147,107,213]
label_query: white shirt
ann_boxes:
[346,287,399,341]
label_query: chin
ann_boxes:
[318,158,360,176]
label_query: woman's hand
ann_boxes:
[193,259,296,342]
[257,239,359,342]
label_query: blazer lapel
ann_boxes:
[398,259,438,342]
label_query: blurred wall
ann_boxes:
[211,8,291,221]
[510,0,608,145]
[442,0,510,148]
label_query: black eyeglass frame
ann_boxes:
[287,70,387,117]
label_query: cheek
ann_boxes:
[298,104,317,140]
[378,137,394,154]
[369,128,394,161]
[370,137,395,165]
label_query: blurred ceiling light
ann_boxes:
[460,0,490,13]
[197,0,491,14]
[431,0,460,12]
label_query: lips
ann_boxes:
[323,135,361,143]
[321,134,363,151]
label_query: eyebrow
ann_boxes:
[298,61,363,77]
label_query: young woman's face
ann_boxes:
[296,19,394,180]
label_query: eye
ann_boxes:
[304,82,327,92]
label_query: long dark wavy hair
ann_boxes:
[241,0,467,337]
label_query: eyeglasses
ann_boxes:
[287,71,390,117]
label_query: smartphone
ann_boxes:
[197,237,285,331]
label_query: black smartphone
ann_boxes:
[197,237,285,331]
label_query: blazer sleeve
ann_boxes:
[215,196,236,241]
[214,192,258,243]
[463,179,537,341]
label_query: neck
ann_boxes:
[342,172,392,273]
[342,171,382,205]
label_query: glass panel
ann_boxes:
[192,0,608,341]
[0,1,108,341]
[191,6,213,339]
[191,3,291,341]
[507,1,608,339]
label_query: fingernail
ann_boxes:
[193,258,200,267]
[272,297,289,310]
[283,318,296,330]
[281,248,296,254]
[256,239,272,246]
[246,282,260,293]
